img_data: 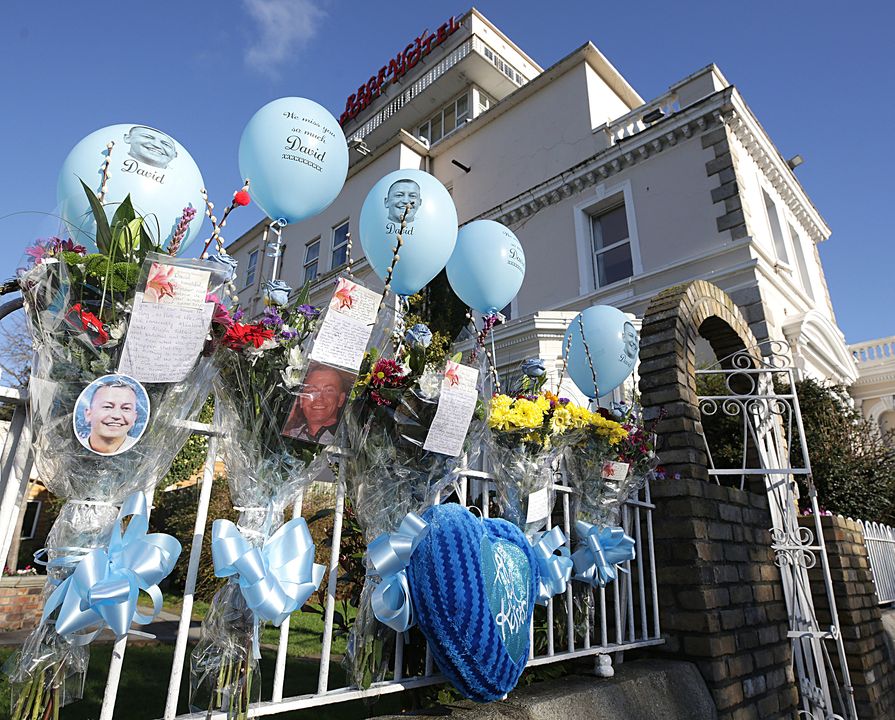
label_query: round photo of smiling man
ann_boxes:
[73,374,150,456]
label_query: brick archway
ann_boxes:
[638,280,761,481]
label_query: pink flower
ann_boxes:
[145,263,176,302]
[444,361,461,387]
[333,279,356,310]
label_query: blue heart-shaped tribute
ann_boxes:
[408,503,539,702]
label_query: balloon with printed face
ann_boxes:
[563,305,639,399]
[238,97,348,224]
[57,124,205,253]
[446,220,525,314]
[359,169,458,296]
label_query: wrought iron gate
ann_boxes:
[697,341,857,720]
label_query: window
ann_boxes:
[20,501,41,540]
[304,239,319,284]
[591,204,633,287]
[788,223,814,300]
[763,191,789,264]
[331,222,349,268]
[418,92,471,145]
[478,90,493,114]
[245,249,259,287]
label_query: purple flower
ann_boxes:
[279,328,298,340]
[232,308,245,323]
[260,306,284,327]
[297,304,319,319]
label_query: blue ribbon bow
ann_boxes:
[531,526,573,605]
[571,521,636,588]
[366,513,428,632]
[41,492,181,645]
[212,517,325,655]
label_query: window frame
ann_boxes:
[573,181,641,294]
[304,238,320,285]
[331,221,350,269]
[762,189,791,267]
[244,248,260,288]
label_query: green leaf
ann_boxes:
[110,194,136,228]
[80,179,112,253]
[451,351,463,363]
[408,344,426,376]
[61,251,86,266]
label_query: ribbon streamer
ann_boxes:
[530,526,573,606]
[212,517,325,656]
[571,521,636,588]
[41,492,181,645]
[366,512,428,632]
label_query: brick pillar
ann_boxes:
[798,515,895,719]
[0,575,45,631]
[651,478,799,719]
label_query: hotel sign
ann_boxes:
[339,16,461,126]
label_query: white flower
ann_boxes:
[281,346,308,388]
[417,366,442,400]
[244,337,277,365]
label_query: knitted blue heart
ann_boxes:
[408,503,539,702]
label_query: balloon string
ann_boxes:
[199,179,251,258]
[377,205,410,314]
[577,314,600,399]
[555,329,574,396]
[97,142,115,204]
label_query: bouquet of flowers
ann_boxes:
[6,184,229,720]
[486,359,619,538]
[564,402,656,530]
[189,280,326,719]
[341,322,486,688]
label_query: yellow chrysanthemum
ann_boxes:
[549,406,573,434]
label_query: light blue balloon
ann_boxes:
[447,220,525,314]
[57,124,205,254]
[562,306,639,399]
[238,97,348,224]
[359,170,457,296]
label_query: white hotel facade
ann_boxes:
[226,9,894,433]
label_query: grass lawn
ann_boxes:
[2,600,394,718]
[0,641,405,719]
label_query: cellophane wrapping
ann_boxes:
[189,297,324,719]
[6,249,226,719]
[341,321,487,689]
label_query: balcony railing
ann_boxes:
[346,38,473,144]
[850,336,895,365]
[604,93,680,144]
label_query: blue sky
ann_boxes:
[2,1,892,344]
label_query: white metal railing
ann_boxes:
[859,520,895,605]
[0,389,662,718]
[345,38,473,144]
[604,93,681,144]
[850,335,895,365]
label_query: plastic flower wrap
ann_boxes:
[563,403,653,530]
[190,284,326,719]
[6,187,228,720]
[486,359,594,538]
[341,322,487,689]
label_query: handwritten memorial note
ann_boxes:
[423,361,479,457]
[309,277,381,372]
[144,263,210,309]
[118,292,214,383]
